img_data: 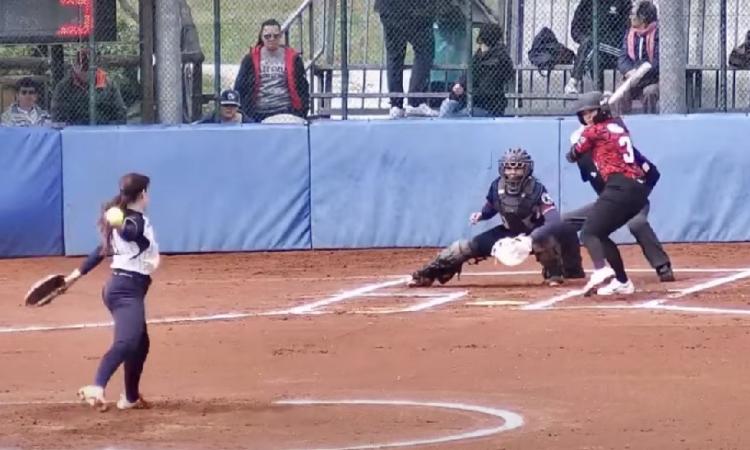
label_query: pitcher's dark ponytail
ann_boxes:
[98,173,150,255]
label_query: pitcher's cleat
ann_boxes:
[582,267,616,297]
[117,393,151,410]
[596,278,636,296]
[77,385,108,412]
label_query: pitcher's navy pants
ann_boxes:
[94,270,151,403]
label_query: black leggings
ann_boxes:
[581,174,649,282]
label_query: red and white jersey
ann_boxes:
[574,118,645,182]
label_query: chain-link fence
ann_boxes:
[1,0,748,126]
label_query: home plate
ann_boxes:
[466,300,529,307]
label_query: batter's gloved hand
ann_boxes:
[565,146,579,163]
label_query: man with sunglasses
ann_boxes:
[1,78,50,127]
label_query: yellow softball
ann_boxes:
[105,207,124,227]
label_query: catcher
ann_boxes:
[408,148,584,287]
[25,172,159,411]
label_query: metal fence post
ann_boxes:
[661,0,687,114]
[155,0,184,123]
[213,0,222,107]
[340,0,349,119]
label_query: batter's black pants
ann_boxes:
[561,201,670,271]
[581,174,649,282]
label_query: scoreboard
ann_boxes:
[0,0,117,44]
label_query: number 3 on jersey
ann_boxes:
[606,122,635,164]
[618,136,635,163]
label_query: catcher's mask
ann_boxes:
[500,148,534,195]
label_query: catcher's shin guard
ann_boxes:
[408,240,475,287]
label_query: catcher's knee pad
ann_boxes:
[438,239,477,262]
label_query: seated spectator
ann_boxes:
[375,0,438,118]
[565,0,632,94]
[1,77,50,126]
[616,1,659,114]
[51,49,127,125]
[198,89,253,124]
[439,23,513,118]
[233,19,309,122]
[729,30,750,69]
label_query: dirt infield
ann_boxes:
[1,243,750,449]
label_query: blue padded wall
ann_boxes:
[0,128,63,256]
[61,125,311,255]
[309,119,560,248]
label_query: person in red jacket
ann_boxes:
[234,19,310,122]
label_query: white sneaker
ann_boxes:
[388,106,405,119]
[405,103,438,117]
[564,78,580,94]
[597,278,636,296]
[582,266,616,296]
[116,393,150,410]
[77,385,107,411]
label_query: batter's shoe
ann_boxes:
[117,393,151,410]
[582,267,616,296]
[657,263,676,282]
[596,278,636,296]
[77,385,108,412]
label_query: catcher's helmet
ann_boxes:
[499,148,534,195]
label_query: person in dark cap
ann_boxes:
[438,23,513,118]
[197,89,253,124]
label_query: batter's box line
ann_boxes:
[522,268,750,315]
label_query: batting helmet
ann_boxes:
[572,91,611,125]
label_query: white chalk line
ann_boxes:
[284,277,411,314]
[4,266,750,334]
[523,268,750,315]
[0,397,523,450]
[276,399,524,450]
[520,288,588,311]
[462,267,750,276]
[644,268,750,306]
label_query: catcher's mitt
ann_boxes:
[24,274,67,307]
[491,235,533,266]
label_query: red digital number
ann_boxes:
[56,0,94,37]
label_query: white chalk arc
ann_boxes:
[275,398,524,450]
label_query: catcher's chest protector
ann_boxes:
[494,177,544,232]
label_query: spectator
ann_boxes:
[197,89,253,124]
[565,0,632,94]
[1,78,50,126]
[51,49,127,125]
[233,19,309,122]
[616,1,659,114]
[439,23,513,118]
[729,30,750,69]
[375,0,438,118]
[428,3,469,108]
